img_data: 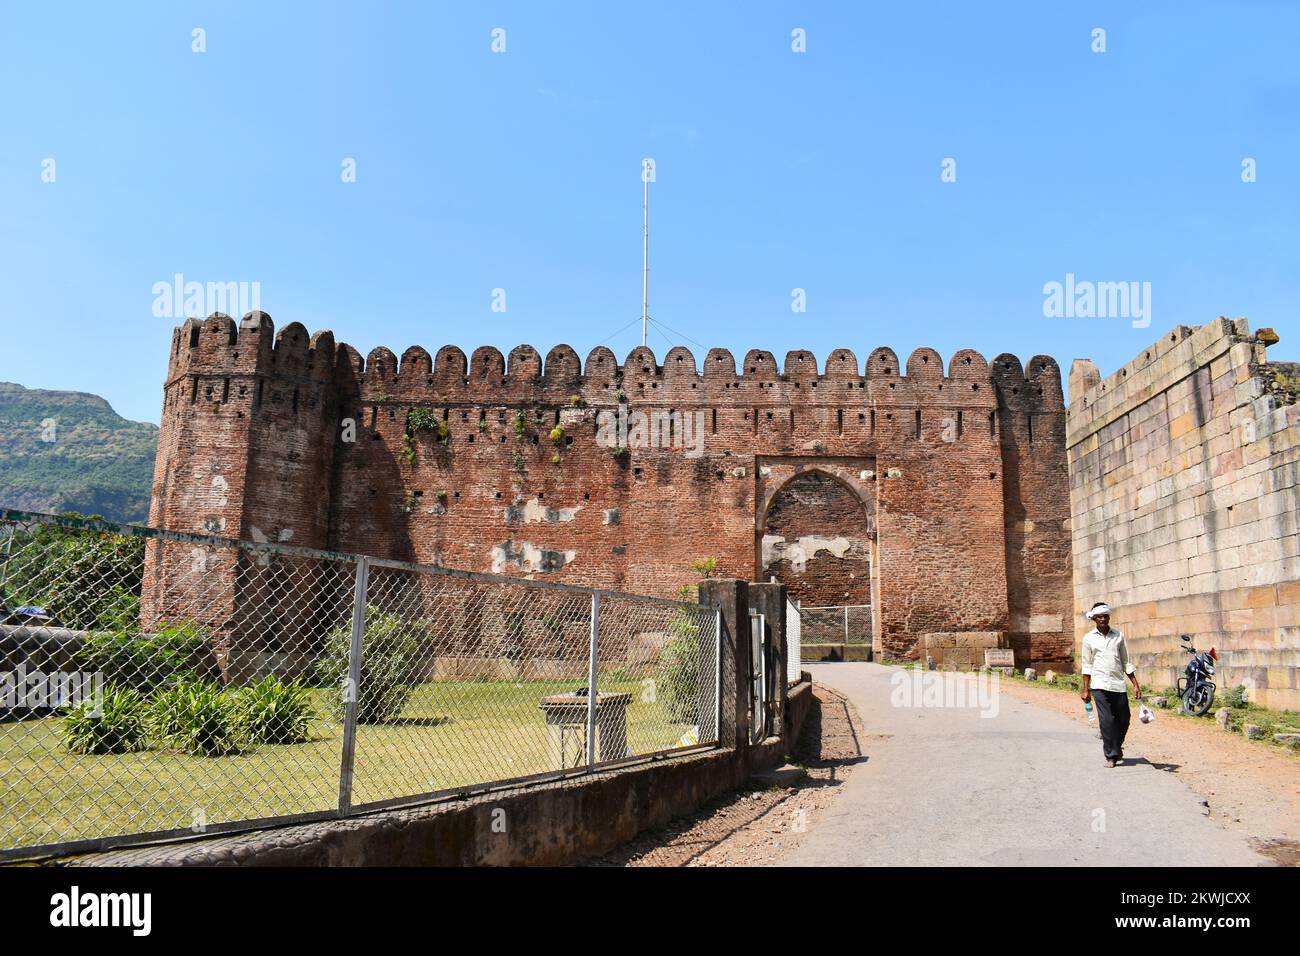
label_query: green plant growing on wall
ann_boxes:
[404,408,449,464]
[435,489,447,503]
[611,446,629,462]
[569,394,587,408]
[614,389,628,404]
[513,412,527,438]
[513,449,526,473]
[549,425,565,445]
[478,418,488,433]
[691,557,718,579]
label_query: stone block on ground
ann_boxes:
[1025,667,1037,681]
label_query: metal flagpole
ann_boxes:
[642,159,650,347]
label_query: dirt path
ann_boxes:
[586,684,866,866]
[996,677,1300,864]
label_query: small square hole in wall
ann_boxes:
[633,467,643,478]
[495,492,502,499]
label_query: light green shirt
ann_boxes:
[1080,626,1135,693]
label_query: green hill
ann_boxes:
[0,382,158,523]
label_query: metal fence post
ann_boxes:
[585,593,600,768]
[714,608,722,745]
[337,556,369,815]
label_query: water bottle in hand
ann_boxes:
[1084,701,1095,722]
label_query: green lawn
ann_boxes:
[0,678,701,853]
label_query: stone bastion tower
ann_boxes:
[142,311,1074,677]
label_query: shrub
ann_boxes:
[60,688,151,755]
[1222,683,1249,709]
[315,613,425,724]
[549,425,565,445]
[234,675,315,744]
[78,621,209,695]
[659,609,703,724]
[151,680,244,756]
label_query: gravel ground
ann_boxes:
[586,684,866,867]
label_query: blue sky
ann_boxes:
[1,1,1297,425]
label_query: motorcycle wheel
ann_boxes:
[1183,682,1215,717]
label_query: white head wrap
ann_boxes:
[1086,603,1112,619]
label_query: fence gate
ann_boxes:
[785,599,801,684]
[748,611,770,744]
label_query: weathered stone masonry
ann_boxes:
[1067,318,1300,710]
[143,311,1074,669]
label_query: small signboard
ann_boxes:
[984,648,1014,667]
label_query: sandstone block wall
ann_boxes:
[1067,318,1300,710]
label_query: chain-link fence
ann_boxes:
[0,510,722,859]
[800,605,872,645]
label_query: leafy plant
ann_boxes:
[1222,683,1249,709]
[315,612,425,724]
[513,412,528,437]
[691,557,718,579]
[233,675,315,744]
[611,446,629,461]
[151,679,245,756]
[513,450,526,473]
[2,517,146,630]
[549,425,565,445]
[60,688,151,755]
[404,408,449,463]
[78,620,209,695]
[569,394,587,408]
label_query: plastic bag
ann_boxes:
[1138,704,1156,724]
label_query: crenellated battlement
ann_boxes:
[162,311,1066,417]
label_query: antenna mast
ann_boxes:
[641,158,650,347]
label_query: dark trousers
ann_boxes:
[1092,689,1130,761]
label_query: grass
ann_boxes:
[0,676,700,853]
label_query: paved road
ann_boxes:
[787,663,1268,866]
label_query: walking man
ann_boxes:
[1080,602,1142,767]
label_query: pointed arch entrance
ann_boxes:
[758,464,875,607]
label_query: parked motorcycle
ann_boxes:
[1177,634,1218,716]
